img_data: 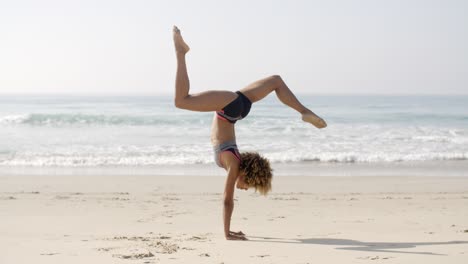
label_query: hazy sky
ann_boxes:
[1,0,467,95]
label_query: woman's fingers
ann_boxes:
[226,234,248,240]
[230,230,246,236]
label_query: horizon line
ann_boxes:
[1,92,468,97]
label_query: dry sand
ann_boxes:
[1,175,468,263]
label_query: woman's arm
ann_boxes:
[222,156,247,240]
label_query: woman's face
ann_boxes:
[236,172,249,190]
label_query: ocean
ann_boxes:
[1,94,467,175]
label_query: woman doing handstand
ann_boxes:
[173,26,327,240]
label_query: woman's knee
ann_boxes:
[269,75,283,85]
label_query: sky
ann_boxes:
[0,0,467,95]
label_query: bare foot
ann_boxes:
[301,111,327,129]
[173,26,190,54]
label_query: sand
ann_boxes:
[1,174,468,263]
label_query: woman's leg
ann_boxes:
[173,27,237,112]
[239,75,327,128]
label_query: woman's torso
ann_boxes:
[210,114,236,146]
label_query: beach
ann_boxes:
[1,172,468,264]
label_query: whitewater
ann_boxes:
[0,95,467,167]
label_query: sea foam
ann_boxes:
[1,95,467,166]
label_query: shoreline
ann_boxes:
[2,174,468,194]
[1,160,468,177]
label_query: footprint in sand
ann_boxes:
[186,234,212,242]
[54,195,70,200]
[145,232,172,240]
[100,235,180,259]
[162,196,181,201]
[188,236,206,241]
[276,216,286,219]
[251,254,269,258]
[270,196,299,201]
[112,192,130,195]
[113,252,154,259]
[148,241,179,254]
[358,256,393,260]
[110,236,152,242]
[0,196,16,200]
[40,252,59,256]
[97,247,116,252]
[268,216,286,221]
[181,247,195,251]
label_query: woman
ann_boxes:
[173,26,326,240]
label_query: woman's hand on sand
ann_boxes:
[226,234,248,240]
[229,230,246,237]
[226,230,247,240]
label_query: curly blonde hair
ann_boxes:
[239,152,273,195]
